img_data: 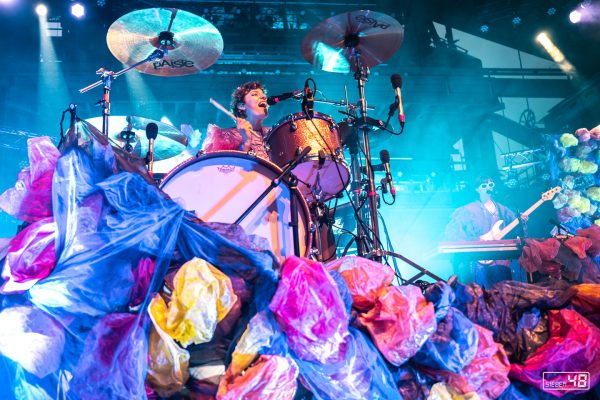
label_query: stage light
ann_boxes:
[547,7,557,15]
[569,9,582,23]
[480,24,489,33]
[535,31,576,76]
[512,16,522,25]
[35,3,48,16]
[0,0,17,5]
[70,3,85,19]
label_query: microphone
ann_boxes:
[145,122,158,177]
[267,90,301,105]
[302,79,314,118]
[391,73,405,128]
[68,103,77,127]
[380,149,396,198]
[381,177,388,194]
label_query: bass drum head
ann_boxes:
[160,151,310,260]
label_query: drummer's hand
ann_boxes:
[236,118,252,141]
[181,124,202,147]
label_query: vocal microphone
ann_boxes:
[390,73,405,128]
[267,90,301,105]
[145,122,159,177]
[380,149,396,198]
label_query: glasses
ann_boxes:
[479,182,495,189]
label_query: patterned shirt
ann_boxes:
[202,124,270,160]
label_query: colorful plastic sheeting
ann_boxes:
[391,363,434,400]
[216,354,299,400]
[571,284,600,327]
[513,309,548,364]
[295,327,401,400]
[1,217,56,293]
[149,258,238,347]
[427,383,480,400]
[0,306,64,379]
[424,281,456,322]
[510,309,600,397]
[358,285,437,366]
[414,307,479,373]
[0,137,60,223]
[230,310,289,376]
[576,225,600,257]
[147,309,190,397]
[329,270,353,316]
[270,256,349,364]
[326,255,394,311]
[71,313,148,399]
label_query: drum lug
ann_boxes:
[247,148,256,157]
[290,121,297,131]
[309,222,317,233]
[195,149,205,157]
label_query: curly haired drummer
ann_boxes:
[202,81,270,159]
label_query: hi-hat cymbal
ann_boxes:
[107,8,223,76]
[86,116,187,160]
[301,10,403,73]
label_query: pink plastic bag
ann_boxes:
[510,309,600,397]
[269,256,349,364]
[326,255,394,311]
[217,355,298,400]
[358,285,437,366]
[1,217,56,293]
[0,137,60,222]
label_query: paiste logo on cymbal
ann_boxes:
[152,59,195,70]
[354,15,391,29]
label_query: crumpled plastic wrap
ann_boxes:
[424,281,456,322]
[570,284,600,327]
[71,313,148,399]
[358,285,437,366]
[130,257,156,308]
[510,309,600,397]
[296,327,401,400]
[563,236,592,259]
[0,136,60,223]
[147,308,190,398]
[149,258,237,347]
[216,354,299,400]
[513,309,548,364]
[576,225,600,257]
[390,363,434,400]
[329,270,353,316]
[325,255,394,311]
[0,306,64,378]
[413,307,479,373]
[1,217,56,293]
[230,310,289,376]
[269,256,348,364]
[518,238,560,274]
[421,324,510,400]
[427,383,480,400]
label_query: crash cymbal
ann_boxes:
[107,8,223,76]
[301,10,403,73]
[86,116,187,161]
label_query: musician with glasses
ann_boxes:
[444,175,522,287]
[202,80,271,159]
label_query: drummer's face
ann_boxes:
[241,89,268,118]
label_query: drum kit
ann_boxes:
[75,7,409,264]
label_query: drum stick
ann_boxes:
[209,98,237,123]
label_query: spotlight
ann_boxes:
[569,9,582,23]
[70,3,85,19]
[512,16,522,25]
[35,3,48,16]
[547,7,557,15]
[480,24,489,33]
[0,0,17,5]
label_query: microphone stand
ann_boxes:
[235,147,311,256]
[78,48,167,137]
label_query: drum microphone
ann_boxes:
[302,79,314,118]
[145,122,158,177]
[391,73,405,128]
[380,149,396,198]
[267,90,302,105]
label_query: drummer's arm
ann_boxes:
[236,118,252,151]
[202,124,244,152]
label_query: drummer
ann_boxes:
[202,81,270,159]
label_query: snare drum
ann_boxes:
[266,112,350,201]
[160,151,311,260]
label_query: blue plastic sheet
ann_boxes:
[413,307,479,373]
[424,281,455,322]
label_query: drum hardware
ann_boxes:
[145,122,158,177]
[235,146,312,257]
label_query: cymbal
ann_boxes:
[107,8,223,76]
[301,10,403,73]
[86,116,187,161]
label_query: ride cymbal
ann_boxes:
[301,10,403,73]
[86,116,187,161]
[107,8,223,76]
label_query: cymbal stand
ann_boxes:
[349,47,383,262]
[78,48,167,137]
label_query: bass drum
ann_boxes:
[160,151,310,260]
